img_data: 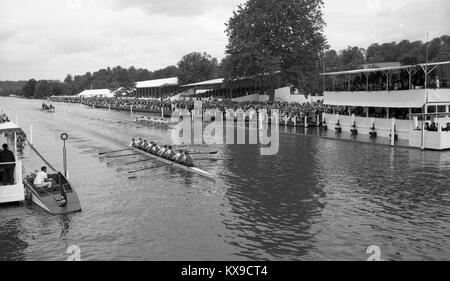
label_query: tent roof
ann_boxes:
[181,78,224,87]
[77,89,114,97]
[136,77,178,89]
[320,61,450,76]
[0,122,20,132]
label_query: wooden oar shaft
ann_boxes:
[188,151,218,155]
[106,153,140,158]
[125,159,155,165]
[128,164,172,174]
[99,148,131,155]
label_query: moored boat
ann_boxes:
[23,142,82,215]
[24,171,81,215]
[0,122,25,204]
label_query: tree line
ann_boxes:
[19,52,220,99]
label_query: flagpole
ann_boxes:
[421,33,429,150]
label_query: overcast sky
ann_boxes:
[0,0,449,81]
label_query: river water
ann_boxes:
[0,97,449,261]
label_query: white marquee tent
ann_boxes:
[77,89,114,98]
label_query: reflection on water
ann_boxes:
[0,218,28,261]
[222,141,325,260]
[0,97,449,261]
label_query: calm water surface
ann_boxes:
[0,97,449,261]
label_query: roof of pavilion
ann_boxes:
[135,77,179,89]
[320,61,450,76]
[180,78,224,88]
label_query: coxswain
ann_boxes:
[183,151,194,167]
[130,138,137,147]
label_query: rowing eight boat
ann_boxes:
[130,147,215,179]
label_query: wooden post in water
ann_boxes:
[161,108,164,119]
[61,133,69,179]
[29,125,33,145]
[304,116,308,128]
[130,105,133,115]
[13,132,17,159]
[390,118,396,146]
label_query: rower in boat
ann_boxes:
[136,138,143,147]
[140,140,149,150]
[145,142,154,152]
[143,141,152,151]
[158,145,168,157]
[163,146,176,159]
[171,150,182,162]
[151,143,160,154]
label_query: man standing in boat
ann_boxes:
[0,144,16,185]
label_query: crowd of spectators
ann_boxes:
[325,72,447,92]
[50,96,325,120]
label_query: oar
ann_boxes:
[194,158,224,162]
[188,151,218,155]
[99,148,131,155]
[106,153,140,159]
[128,164,173,174]
[124,159,156,165]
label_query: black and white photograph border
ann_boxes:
[0,0,449,268]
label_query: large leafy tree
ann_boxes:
[340,47,365,70]
[177,52,219,85]
[151,65,178,79]
[22,79,37,98]
[33,80,52,99]
[224,0,327,93]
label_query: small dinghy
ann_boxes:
[24,172,81,215]
[23,142,81,215]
